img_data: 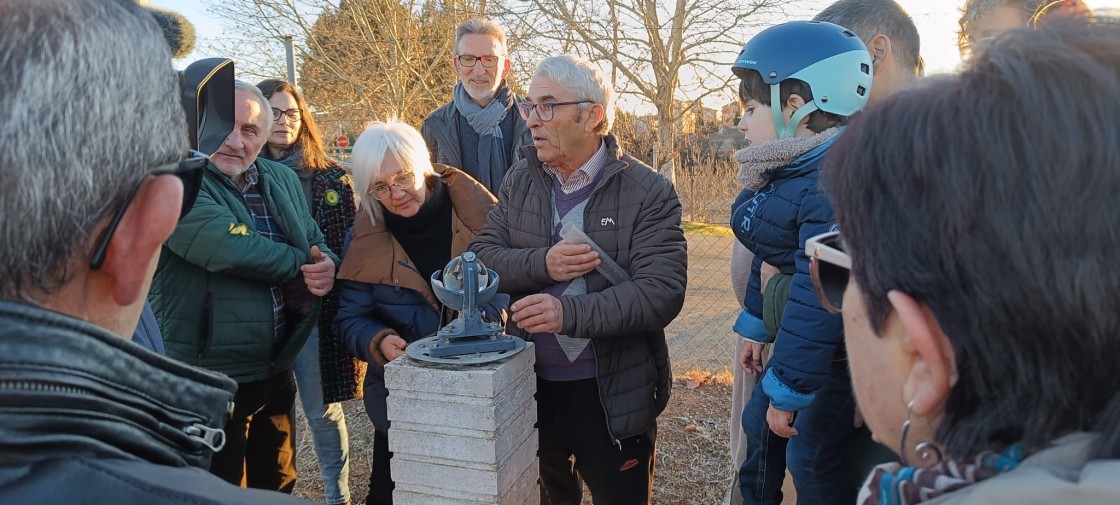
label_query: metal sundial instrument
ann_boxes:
[405,252,527,365]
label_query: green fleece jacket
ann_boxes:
[151,158,339,383]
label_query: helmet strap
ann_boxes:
[770,83,820,139]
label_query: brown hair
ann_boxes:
[256,79,333,171]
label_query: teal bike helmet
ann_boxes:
[732,20,873,138]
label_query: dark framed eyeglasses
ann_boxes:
[455,54,500,68]
[89,151,208,270]
[271,107,301,124]
[806,231,851,314]
[517,100,594,122]
[367,171,417,201]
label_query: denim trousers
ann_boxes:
[294,326,352,504]
[738,359,856,505]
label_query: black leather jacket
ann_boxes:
[0,300,312,504]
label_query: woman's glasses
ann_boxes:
[367,171,416,200]
[806,231,851,314]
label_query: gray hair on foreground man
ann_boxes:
[0,0,186,304]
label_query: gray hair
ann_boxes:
[235,79,273,131]
[814,0,922,79]
[532,55,615,135]
[0,0,187,302]
[455,18,508,55]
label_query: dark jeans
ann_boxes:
[210,369,298,493]
[537,377,656,505]
[738,359,856,505]
[365,428,394,505]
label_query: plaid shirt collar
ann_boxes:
[542,140,607,194]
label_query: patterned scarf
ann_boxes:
[858,444,1024,505]
[735,127,839,191]
[453,82,511,190]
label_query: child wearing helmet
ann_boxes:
[729,20,872,505]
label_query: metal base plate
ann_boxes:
[405,334,528,365]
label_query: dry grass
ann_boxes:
[292,376,737,505]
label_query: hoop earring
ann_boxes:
[899,400,944,467]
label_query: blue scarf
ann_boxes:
[453,82,511,190]
[859,443,1024,505]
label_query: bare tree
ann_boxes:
[497,0,784,181]
[204,0,486,134]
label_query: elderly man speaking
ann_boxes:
[472,55,687,505]
[151,81,339,493]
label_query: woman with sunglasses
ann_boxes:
[257,79,358,505]
[818,17,1120,505]
[334,120,507,505]
[957,0,1089,57]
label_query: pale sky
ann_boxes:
[152,0,1120,112]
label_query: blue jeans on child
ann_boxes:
[738,358,856,505]
[294,327,352,505]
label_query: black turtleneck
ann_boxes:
[384,176,454,281]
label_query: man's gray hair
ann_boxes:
[0,0,187,302]
[814,0,922,78]
[532,55,616,136]
[235,80,273,131]
[455,18,508,55]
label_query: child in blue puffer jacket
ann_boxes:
[728,20,873,505]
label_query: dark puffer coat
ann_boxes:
[471,135,687,441]
[730,137,844,412]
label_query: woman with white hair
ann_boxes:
[333,120,506,504]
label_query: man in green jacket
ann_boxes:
[151,81,339,494]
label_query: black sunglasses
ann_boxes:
[806,231,851,313]
[89,151,208,270]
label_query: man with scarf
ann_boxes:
[422,18,531,195]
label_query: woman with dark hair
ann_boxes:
[257,79,359,505]
[815,17,1120,504]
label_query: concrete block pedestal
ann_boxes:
[385,343,538,505]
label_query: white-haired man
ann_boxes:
[0,0,312,503]
[472,55,687,504]
[151,81,339,493]
[422,18,532,195]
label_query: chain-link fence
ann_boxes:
[665,154,742,375]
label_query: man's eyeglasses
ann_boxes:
[367,171,416,201]
[271,107,301,124]
[89,151,208,270]
[806,231,851,314]
[456,54,500,68]
[517,101,594,122]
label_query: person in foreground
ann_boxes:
[815,17,1120,505]
[0,0,311,503]
[334,120,506,505]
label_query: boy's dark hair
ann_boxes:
[815,0,921,76]
[822,17,1120,460]
[737,69,842,134]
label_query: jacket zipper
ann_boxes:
[589,342,623,450]
[0,380,227,453]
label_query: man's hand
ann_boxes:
[378,334,407,363]
[739,340,765,375]
[760,261,779,294]
[766,404,798,438]
[511,293,564,334]
[301,245,335,296]
[546,239,600,282]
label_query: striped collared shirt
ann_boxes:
[239,163,288,342]
[542,140,607,194]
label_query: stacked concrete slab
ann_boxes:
[384,343,538,505]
